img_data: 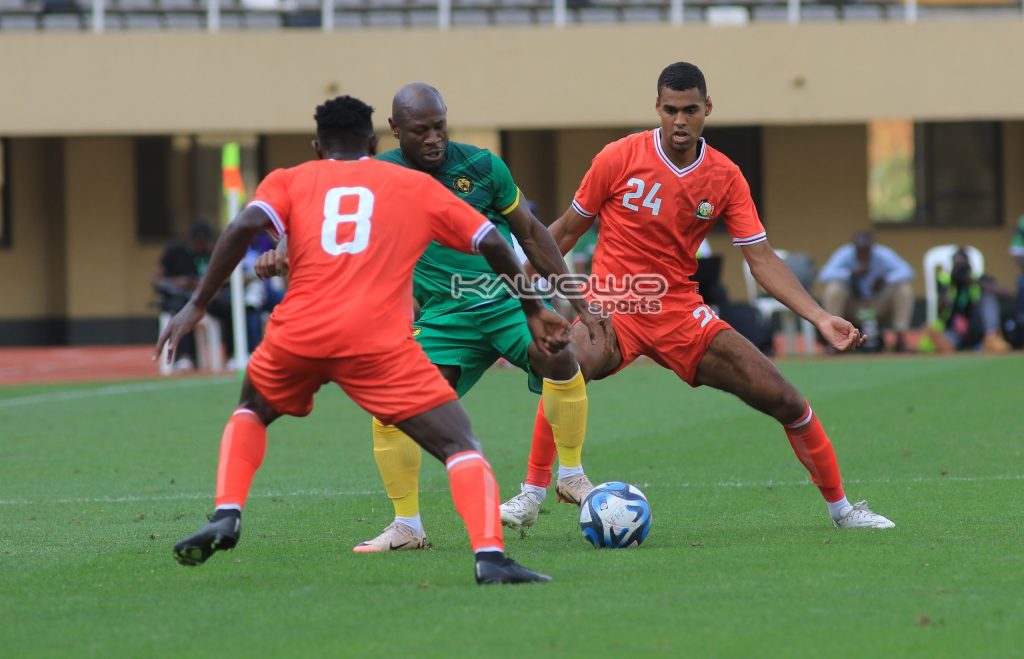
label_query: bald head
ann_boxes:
[391,83,446,125]
[389,83,450,172]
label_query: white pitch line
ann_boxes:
[697,474,1024,489]
[0,487,383,506]
[1,474,1020,507]
[0,376,234,409]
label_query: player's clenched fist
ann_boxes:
[255,248,288,280]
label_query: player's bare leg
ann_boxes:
[694,329,894,529]
[505,319,623,525]
[174,377,283,566]
[355,365,462,553]
[396,401,552,584]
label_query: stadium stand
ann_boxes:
[1,0,1021,31]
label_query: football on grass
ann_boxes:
[579,481,652,548]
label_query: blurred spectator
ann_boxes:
[1012,214,1024,317]
[819,231,914,352]
[925,248,1012,354]
[153,220,233,370]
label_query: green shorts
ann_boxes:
[414,297,542,397]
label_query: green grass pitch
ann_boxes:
[1,355,1022,657]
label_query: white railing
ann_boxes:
[322,0,334,31]
[438,0,451,29]
[669,0,683,25]
[3,0,1021,34]
[91,0,103,32]
[207,0,219,32]
[906,0,918,21]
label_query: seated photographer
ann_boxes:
[819,231,914,352]
[153,220,233,370]
[926,248,1012,354]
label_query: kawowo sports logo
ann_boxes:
[450,273,668,316]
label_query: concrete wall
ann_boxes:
[1,22,1023,136]
[0,139,66,319]
[63,138,163,319]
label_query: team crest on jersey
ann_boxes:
[454,176,474,195]
[694,199,716,221]
[412,327,422,337]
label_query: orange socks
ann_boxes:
[525,401,557,488]
[214,408,267,509]
[445,451,503,553]
[783,403,845,503]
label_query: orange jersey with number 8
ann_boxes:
[250,158,494,358]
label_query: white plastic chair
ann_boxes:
[157,312,224,375]
[742,249,817,356]
[923,245,985,326]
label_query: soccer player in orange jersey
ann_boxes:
[517,62,895,529]
[156,95,570,584]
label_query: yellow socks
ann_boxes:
[541,369,588,472]
[371,417,421,518]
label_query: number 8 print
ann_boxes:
[321,186,374,256]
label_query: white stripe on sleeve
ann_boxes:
[248,200,286,238]
[470,223,496,254]
[732,231,767,247]
[571,199,596,218]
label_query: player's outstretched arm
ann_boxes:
[547,206,596,258]
[154,206,273,363]
[506,203,572,280]
[506,204,611,350]
[476,229,570,355]
[742,241,864,353]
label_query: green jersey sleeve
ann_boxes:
[489,152,521,216]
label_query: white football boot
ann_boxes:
[555,473,595,507]
[500,488,544,529]
[352,521,430,553]
[833,501,896,529]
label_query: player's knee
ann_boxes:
[772,386,806,425]
[237,399,277,426]
[439,433,482,460]
[533,344,578,381]
[237,379,279,425]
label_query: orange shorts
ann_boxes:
[599,297,731,386]
[246,337,457,425]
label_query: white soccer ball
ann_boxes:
[579,481,652,548]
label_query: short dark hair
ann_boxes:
[314,96,375,151]
[188,219,213,240]
[852,230,875,248]
[657,62,707,98]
